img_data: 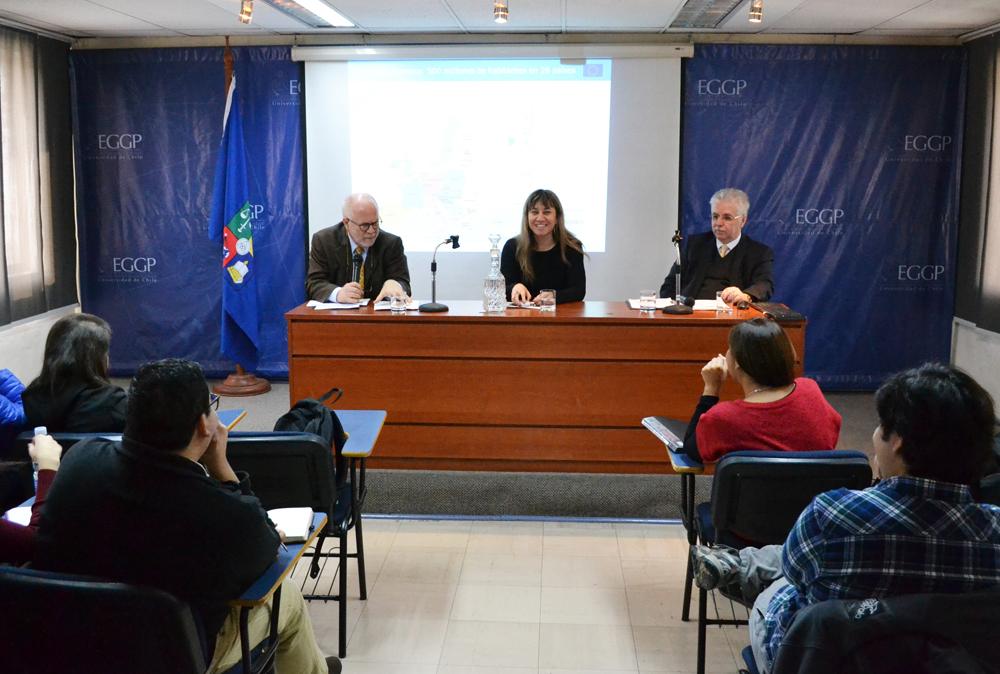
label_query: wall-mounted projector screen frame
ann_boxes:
[295,44,689,302]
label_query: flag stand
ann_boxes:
[212,364,271,396]
[210,40,268,398]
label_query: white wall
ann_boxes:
[952,318,1000,403]
[0,305,78,385]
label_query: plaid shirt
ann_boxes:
[763,476,1000,663]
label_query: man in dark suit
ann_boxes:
[660,188,773,305]
[306,193,411,303]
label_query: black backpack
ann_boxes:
[273,387,348,483]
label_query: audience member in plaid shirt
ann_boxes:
[691,362,1000,673]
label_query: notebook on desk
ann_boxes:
[641,416,685,452]
[267,507,315,543]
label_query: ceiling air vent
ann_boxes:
[669,0,744,29]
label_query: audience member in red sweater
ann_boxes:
[0,434,61,564]
[683,318,841,463]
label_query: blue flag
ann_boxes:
[208,74,259,370]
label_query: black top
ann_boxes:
[34,437,280,652]
[500,238,586,303]
[22,378,127,433]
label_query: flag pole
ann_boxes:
[212,37,270,397]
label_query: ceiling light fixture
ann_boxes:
[259,0,354,28]
[239,0,254,24]
[494,0,509,24]
[748,0,763,23]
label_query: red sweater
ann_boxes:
[695,378,842,463]
[0,468,55,565]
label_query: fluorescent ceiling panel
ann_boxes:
[260,0,354,27]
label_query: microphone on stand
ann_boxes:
[663,226,693,315]
[419,235,460,313]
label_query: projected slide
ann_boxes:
[346,59,612,252]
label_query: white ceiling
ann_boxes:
[0,0,998,41]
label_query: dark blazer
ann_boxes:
[306,222,411,301]
[659,231,774,301]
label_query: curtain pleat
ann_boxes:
[0,27,75,327]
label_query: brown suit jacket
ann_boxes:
[306,223,411,301]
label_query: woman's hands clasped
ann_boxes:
[701,354,728,397]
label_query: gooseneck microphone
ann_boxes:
[662,226,693,314]
[419,235,460,313]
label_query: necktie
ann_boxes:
[719,244,730,258]
[354,246,365,290]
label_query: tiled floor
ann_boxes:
[296,518,750,673]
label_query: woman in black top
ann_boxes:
[501,189,586,305]
[21,313,127,432]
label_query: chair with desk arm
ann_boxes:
[225,430,369,659]
[684,449,872,674]
[0,565,281,674]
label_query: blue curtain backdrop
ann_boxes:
[682,45,965,389]
[71,47,303,378]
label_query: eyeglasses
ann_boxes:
[209,393,220,411]
[712,213,743,222]
[348,217,381,233]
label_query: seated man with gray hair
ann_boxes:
[660,187,773,305]
[306,192,411,303]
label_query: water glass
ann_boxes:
[390,295,408,313]
[538,289,556,312]
[639,289,657,312]
[716,291,733,313]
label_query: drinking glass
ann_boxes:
[716,291,732,313]
[538,289,556,312]
[639,289,657,312]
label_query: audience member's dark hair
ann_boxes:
[728,318,796,388]
[876,362,995,485]
[31,313,112,395]
[125,359,211,452]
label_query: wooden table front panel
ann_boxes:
[287,301,806,474]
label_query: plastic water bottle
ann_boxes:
[483,233,506,313]
[32,426,46,491]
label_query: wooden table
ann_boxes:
[286,301,806,474]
